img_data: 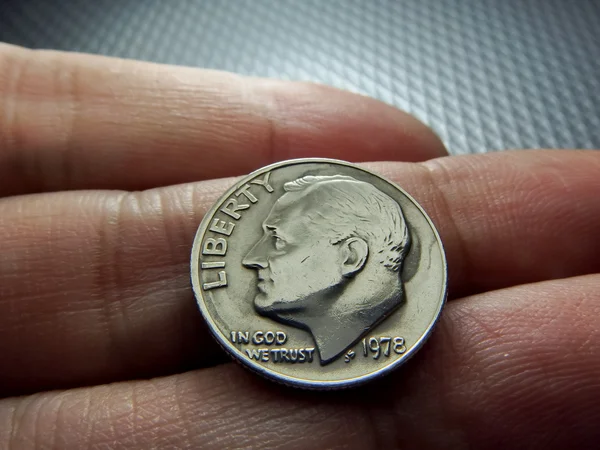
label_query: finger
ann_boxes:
[1,150,599,397]
[401,148,600,297]
[0,43,446,197]
[2,274,599,449]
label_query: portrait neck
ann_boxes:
[300,274,404,365]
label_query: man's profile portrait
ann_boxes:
[242,175,411,365]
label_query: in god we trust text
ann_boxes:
[231,330,316,364]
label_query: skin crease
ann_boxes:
[0,43,599,449]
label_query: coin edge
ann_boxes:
[190,158,448,389]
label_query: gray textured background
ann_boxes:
[1,0,599,154]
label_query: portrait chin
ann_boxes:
[252,291,272,313]
[253,291,307,319]
[253,290,288,315]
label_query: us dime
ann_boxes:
[191,159,447,389]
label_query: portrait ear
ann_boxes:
[341,237,369,278]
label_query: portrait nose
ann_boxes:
[242,237,269,269]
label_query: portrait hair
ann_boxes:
[283,175,411,272]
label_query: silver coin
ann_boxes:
[191,158,447,389]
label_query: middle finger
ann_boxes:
[1,150,599,396]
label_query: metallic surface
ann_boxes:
[191,159,447,389]
[1,0,599,154]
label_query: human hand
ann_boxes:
[0,43,599,449]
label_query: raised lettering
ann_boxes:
[203,270,227,290]
[264,331,275,345]
[201,261,225,269]
[276,331,287,345]
[202,238,227,256]
[264,347,316,364]
[362,337,406,358]
[380,337,391,356]
[220,197,250,220]
[298,349,306,362]
[271,348,280,362]
[245,348,261,360]
[235,184,258,203]
[252,331,264,345]
[250,171,274,193]
[393,337,406,354]
[260,349,269,362]
[369,337,381,359]
[237,331,249,344]
[209,218,235,236]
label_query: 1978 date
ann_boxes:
[361,337,406,359]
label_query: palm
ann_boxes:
[1,43,599,449]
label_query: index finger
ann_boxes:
[0,44,447,196]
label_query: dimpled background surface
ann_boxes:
[0,0,598,154]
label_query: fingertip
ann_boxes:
[0,44,448,196]
[254,79,448,163]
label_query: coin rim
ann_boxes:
[190,158,448,389]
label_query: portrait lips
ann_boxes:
[256,271,271,293]
[257,280,266,293]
